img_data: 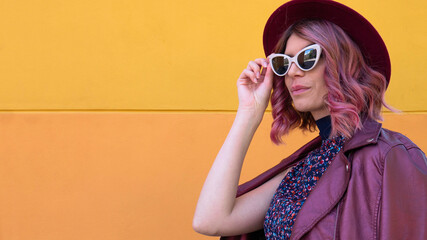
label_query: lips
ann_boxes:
[291,85,310,95]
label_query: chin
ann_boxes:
[293,103,327,116]
[293,104,312,113]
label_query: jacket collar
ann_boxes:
[290,118,382,239]
[343,118,382,154]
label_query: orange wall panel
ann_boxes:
[0,112,425,239]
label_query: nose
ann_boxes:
[287,62,304,78]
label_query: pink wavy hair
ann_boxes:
[270,20,394,144]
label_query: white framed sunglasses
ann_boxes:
[269,44,322,76]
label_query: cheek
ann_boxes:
[321,84,329,97]
[318,77,329,96]
[284,77,292,92]
[315,79,328,95]
[314,66,328,95]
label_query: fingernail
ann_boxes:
[263,62,268,67]
[256,72,260,78]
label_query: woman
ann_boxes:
[193,0,427,239]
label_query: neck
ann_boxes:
[315,115,332,140]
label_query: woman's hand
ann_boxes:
[237,58,274,121]
[193,57,283,236]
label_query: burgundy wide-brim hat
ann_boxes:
[263,0,391,84]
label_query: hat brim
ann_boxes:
[263,0,391,83]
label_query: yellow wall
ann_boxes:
[0,0,426,239]
[0,0,426,110]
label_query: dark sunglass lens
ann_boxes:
[272,56,289,75]
[298,48,317,70]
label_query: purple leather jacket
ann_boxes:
[221,119,427,240]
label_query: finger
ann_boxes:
[240,69,257,84]
[255,59,269,79]
[260,60,270,77]
[263,64,274,89]
[254,58,268,68]
[247,61,261,79]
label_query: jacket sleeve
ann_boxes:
[379,144,427,239]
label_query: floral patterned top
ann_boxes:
[263,134,345,239]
